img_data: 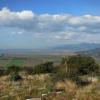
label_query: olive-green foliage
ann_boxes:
[61,57,68,65]
[6,65,22,81]
[51,65,67,81]
[22,66,34,75]
[9,72,22,81]
[0,67,6,76]
[6,65,20,74]
[33,61,54,74]
[52,55,100,83]
[62,54,100,77]
[72,76,91,86]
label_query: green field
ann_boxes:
[6,59,24,67]
[0,55,62,67]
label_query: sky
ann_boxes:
[0,0,100,49]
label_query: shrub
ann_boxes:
[71,76,91,86]
[0,67,6,76]
[33,61,54,74]
[22,66,34,74]
[6,65,20,74]
[9,72,22,81]
[51,65,67,81]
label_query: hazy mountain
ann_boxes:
[54,43,100,52]
[0,43,100,56]
[78,48,100,58]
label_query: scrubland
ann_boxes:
[0,54,100,100]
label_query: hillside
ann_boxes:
[78,48,100,59]
[54,43,100,52]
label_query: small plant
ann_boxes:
[9,72,22,81]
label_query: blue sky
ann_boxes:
[0,0,100,15]
[0,0,100,49]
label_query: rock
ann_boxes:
[88,77,98,82]
[26,98,41,100]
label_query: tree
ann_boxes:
[52,54,100,85]
[62,54,100,77]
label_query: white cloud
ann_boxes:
[18,11,34,20]
[0,7,100,44]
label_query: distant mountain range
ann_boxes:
[78,48,100,58]
[54,43,100,52]
[0,43,100,55]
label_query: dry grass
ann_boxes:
[0,73,50,100]
[52,79,100,100]
[0,74,100,100]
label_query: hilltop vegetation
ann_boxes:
[0,54,100,100]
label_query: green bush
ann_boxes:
[51,65,67,81]
[61,54,100,77]
[9,72,22,81]
[33,61,54,74]
[71,76,91,86]
[6,65,20,74]
[22,66,34,75]
[52,54,100,83]
[0,67,6,76]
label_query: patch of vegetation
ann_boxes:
[0,67,6,76]
[7,59,24,67]
[6,65,20,74]
[22,66,34,75]
[0,54,100,100]
[9,72,22,81]
[51,65,67,82]
[33,61,54,74]
[61,54,100,76]
[52,54,100,86]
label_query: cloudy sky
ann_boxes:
[0,0,100,49]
